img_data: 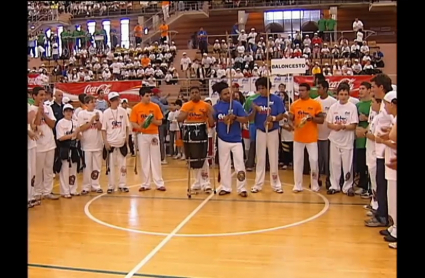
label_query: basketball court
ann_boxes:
[28,157,396,278]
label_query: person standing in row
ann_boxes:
[56,104,81,198]
[28,104,39,208]
[30,86,59,200]
[121,99,135,156]
[315,80,336,189]
[78,95,104,194]
[249,77,286,194]
[102,92,131,194]
[289,83,324,192]
[130,87,166,191]
[212,82,249,197]
[177,86,214,193]
[326,82,359,196]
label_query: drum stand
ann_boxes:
[186,155,217,199]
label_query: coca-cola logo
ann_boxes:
[328,78,356,91]
[83,84,112,95]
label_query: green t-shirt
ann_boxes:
[243,94,260,123]
[326,18,336,31]
[318,19,326,31]
[355,100,372,149]
[28,98,34,105]
[310,88,334,99]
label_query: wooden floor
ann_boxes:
[28,156,396,278]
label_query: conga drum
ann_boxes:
[183,123,208,169]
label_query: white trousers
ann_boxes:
[162,5,169,20]
[366,150,378,209]
[329,142,354,192]
[218,138,246,193]
[82,150,102,191]
[254,129,282,190]
[191,160,211,189]
[137,134,165,188]
[59,161,78,195]
[108,147,127,190]
[34,149,55,196]
[28,148,36,201]
[293,141,319,191]
[387,180,397,238]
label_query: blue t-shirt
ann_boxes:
[251,94,286,132]
[213,100,247,143]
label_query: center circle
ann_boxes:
[84,178,330,237]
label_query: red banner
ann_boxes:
[293,75,373,98]
[28,73,41,89]
[54,81,143,102]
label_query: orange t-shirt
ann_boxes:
[162,1,170,7]
[130,102,163,134]
[159,24,169,38]
[289,98,322,143]
[180,100,210,123]
[134,25,143,38]
[141,57,151,68]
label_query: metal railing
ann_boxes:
[209,0,370,10]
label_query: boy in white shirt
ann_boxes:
[168,100,182,158]
[56,104,81,198]
[28,104,39,208]
[326,82,359,196]
[279,101,294,169]
[78,95,104,194]
[30,87,59,200]
[102,92,131,194]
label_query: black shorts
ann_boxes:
[135,37,142,44]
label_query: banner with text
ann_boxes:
[54,81,143,102]
[28,73,42,89]
[293,75,373,98]
[208,76,294,104]
[271,58,307,75]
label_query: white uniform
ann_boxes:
[28,104,37,202]
[56,117,79,195]
[385,116,397,239]
[326,101,359,193]
[30,104,57,197]
[366,108,378,209]
[78,109,104,192]
[102,107,130,190]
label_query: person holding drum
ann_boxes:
[130,87,166,192]
[249,77,286,194]
[212,82,249,197]
[177,86,215,194]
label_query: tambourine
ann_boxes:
[298,116,310,128]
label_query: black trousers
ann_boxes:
[128,134,135,155]
[375,158,388,222]
[281,141,293,166]
[356,148,369,190]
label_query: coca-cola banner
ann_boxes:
[28,73,42,89]
[293,75,373,98]
[54,81,143,102]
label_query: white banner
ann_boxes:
[208,76,294,103]
[271,58,307,75]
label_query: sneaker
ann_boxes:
[388,242,397,249]
[43,193,59,200]
[345,188,355,197]
[361,191,372,199]
[355,188,366,195]
[161,160,168,165]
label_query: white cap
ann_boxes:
[204,97,212,102]
[384,91,397,102]
[62,97,71,104]
[247,91,255,97]
[108,92,120,100]
[121,98,128,103]
[63,104,74,111]
[391,84,397,91]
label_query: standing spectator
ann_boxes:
[198,27,208,54]
[162,1,170,20]
[326,14,337,42]
[317,13,326,39]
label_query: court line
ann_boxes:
[84,179,330,238]
[123,186,221,277]
[28,263,188,278]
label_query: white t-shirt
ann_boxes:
[279,118,294,142]
[168,110,180,131]
[374,102,394,158]
[78,109,104,152]
[315,96,337,140]
[28,103,37,150]
[73,107,83,121]
[30,104,56,153]
[326,101,359,149]
[348,97,359,105]
[56,118,78,140]
[365,108,377,161]
[101,107,130,147]
[385,116,396,181]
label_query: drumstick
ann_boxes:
[265,32,271,134]
[226,31,233,134]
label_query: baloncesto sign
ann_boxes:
[271,58,307,75]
